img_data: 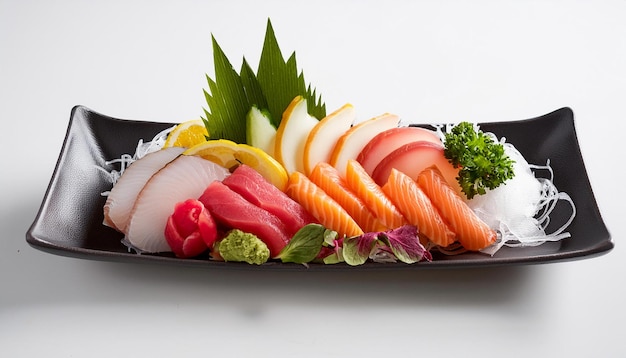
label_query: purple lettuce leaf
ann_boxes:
[342,232,379,266]
[377,225,433,264]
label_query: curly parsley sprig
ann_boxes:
[444,122,515,199]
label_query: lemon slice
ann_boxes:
[184,139,289,191]
[163,119,208,148]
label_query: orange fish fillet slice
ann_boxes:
[417,166,497,251]
[286,171,364,238]
[345,159,407,229]
[309,162,386,233]
[382,168,456,247]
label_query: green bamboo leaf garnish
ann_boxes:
[257,20,326,126]
[202,18,325,144]
[239,58,267,111]
[202,35,250,144]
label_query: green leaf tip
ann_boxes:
[202,35,249,143]
[202,18,326,144]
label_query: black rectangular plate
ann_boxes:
[26,105,613,270]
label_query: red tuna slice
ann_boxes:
[199,181,291,258]
[222,165,317,236]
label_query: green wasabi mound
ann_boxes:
[217,230,270,265]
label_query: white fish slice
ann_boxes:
[126,155,230,253]
[103,147,185,232]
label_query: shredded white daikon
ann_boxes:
[96,125,175,194]
[467,136,576,255]
[432,124,576,256]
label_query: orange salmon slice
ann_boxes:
[309,162,386,233]
[382,168,456,247]
[286,171,364,238]
[417,166,497,251]
[344,159,407,230]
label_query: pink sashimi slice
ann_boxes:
[356,127,442,176]
[103,147,185,232]
[371,140,461,196]
[125,155,230,253]
[222,164,318,236]
[198,181,291,258]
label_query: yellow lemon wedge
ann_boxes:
[183,139,289,192]
[163,119,209,148]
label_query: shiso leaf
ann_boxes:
[277,224,327,264]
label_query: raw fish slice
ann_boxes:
[417,166,497,251]
[382,168,455,247]
[344,160,407,230]
[103,147,185,232]
[309,162,385,233]
[357,127,442,176]
[303,103,356,176]
[222,165,317,236]
[286,171,364,238]
[329,113,400,178]
[126,155,230,253]
[199,181,291,258]
[370,140,461,195]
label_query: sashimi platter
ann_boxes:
[27,20,612,269]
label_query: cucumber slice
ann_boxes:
[246,106,277,157]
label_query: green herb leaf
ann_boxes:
[305,85,326,120]
[323,228,339,246]
[322,247,344,264]
[277,224,327,264]
[202,19,325,145]
[240,58,267,110]
[444,121,515,199]
[256,19,326,126]
[342,232,379,266]
[202,35,250,144]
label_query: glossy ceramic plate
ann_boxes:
[26,105,613,270]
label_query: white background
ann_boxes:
[1,1,623,357]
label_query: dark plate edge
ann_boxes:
[22,235,615,271]
[26,105,84,249]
